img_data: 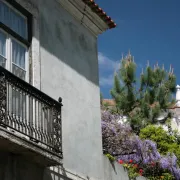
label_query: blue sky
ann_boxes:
[97,0,180,98]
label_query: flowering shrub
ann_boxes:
[102,110,135,156]
[140,125,180,166]
[101,110,180,179]
[122,161,174,179]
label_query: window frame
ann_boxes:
[10,35,29,82]
[0,0,32,47]
[0,27,8,64]
[0,27,9,69]
[0,27,29,82]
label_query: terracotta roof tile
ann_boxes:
[103,99,116,106]
[82,0,116,29]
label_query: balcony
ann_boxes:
[0,66,62,166]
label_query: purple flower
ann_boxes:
[160,157,170,169]
[101,110,180,179]
[172,167,180,179]
[172,154,177,167]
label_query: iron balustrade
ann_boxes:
[0,66,63,158]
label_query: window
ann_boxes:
[0,0,27,39]
[0,0,32,81]
[0,30,6,67]
[0,0,32,119]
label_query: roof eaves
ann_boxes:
[82,0,116,29]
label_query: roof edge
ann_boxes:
[56,0,115,36]
[82,0,116,29]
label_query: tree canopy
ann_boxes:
[110,53,176,133]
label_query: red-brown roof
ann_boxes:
[82,0,116,29]
[103,99,116,106]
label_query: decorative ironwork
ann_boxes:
[53,99,62,154]
[0,72,7,124]
[0,66,63,158]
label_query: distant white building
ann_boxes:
[168,85,180,131]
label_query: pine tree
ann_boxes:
[111,53,176,133]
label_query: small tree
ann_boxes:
[111,53,176,133]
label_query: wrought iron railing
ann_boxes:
[0,66,63,158]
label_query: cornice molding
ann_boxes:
[56,0,109,36]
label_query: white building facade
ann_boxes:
[0,0,119,180]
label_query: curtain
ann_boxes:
[0,31,6,67]
[11,40,26,119]
[0,1,9,27]
[11,88,26,121]
[0,1,28,124]
[0,1,27,39]
[12,39,26,80]
[0,33,27,121]
[10,10,27,39]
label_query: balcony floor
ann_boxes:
[0,126,62,167]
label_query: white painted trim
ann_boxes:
[0,28,28,82]
[56,0,109,36]
[10,36,29,82]
[0,29,8,68]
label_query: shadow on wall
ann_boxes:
[0,152,44,180]
[37,0,99,86]
[43,166,71,180]
[0,153,146,180]
[43,166,84,180]
[0,152,77,180]
[43,157,146,180]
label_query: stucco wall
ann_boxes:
[31,0,103,179]
[12,0,118,180]
[43,156,146,180]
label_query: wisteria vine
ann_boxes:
[101,110,180,179]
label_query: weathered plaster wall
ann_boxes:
[36,0,103,179]
[171,117,180,131]
[14,0,113,180]
[43,156,146,180]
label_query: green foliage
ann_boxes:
[123,163,139,179]
[140,125,180,165]
[122,162,174,180]
[105,153,115,162]
[111,53,176,133]
[160,173,174,180]
[148,173,174,180]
